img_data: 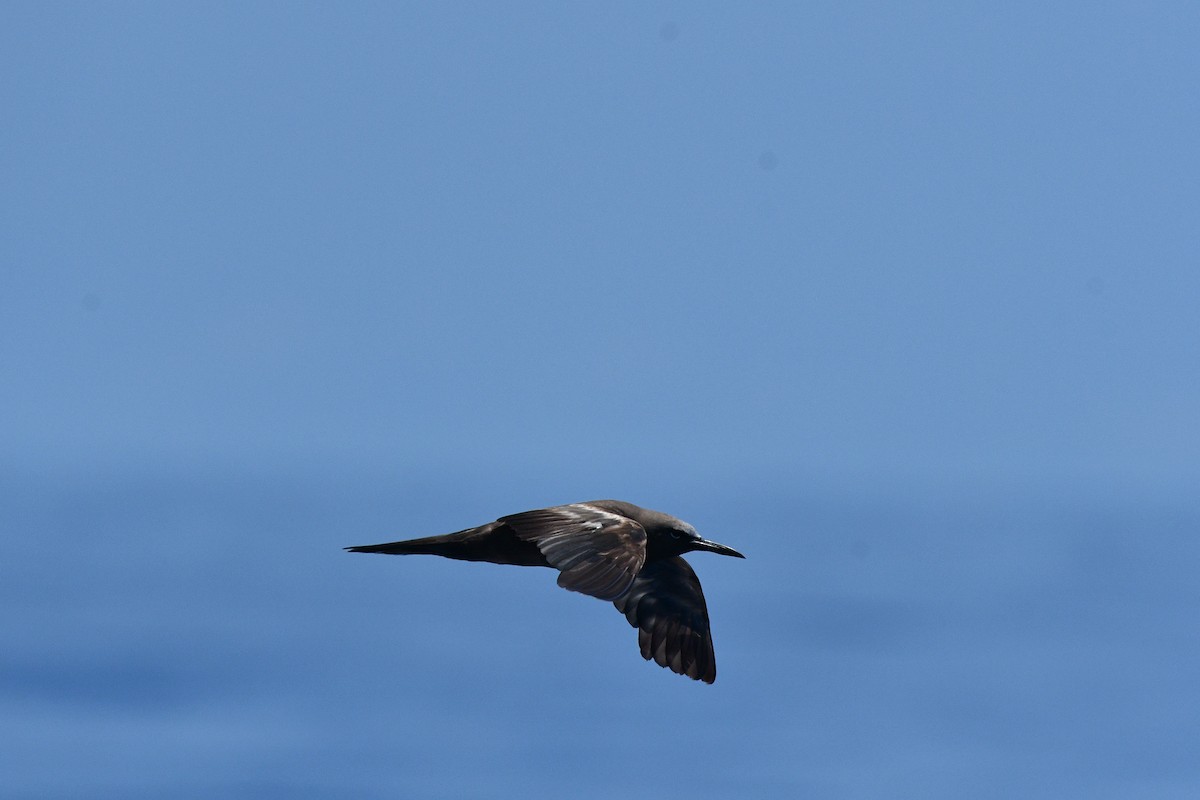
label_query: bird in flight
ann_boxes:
[346,500,745,683]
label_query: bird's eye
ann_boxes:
[670,529,683,539]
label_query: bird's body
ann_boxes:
[346,500,744,683]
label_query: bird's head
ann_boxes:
[651,519,746,560]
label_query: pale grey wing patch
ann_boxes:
[613,556,716,684]
[499,504,647,602]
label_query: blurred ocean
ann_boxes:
[5,465,1196,799]
[5,3,1199,797]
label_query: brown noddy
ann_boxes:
[346,500,745,683]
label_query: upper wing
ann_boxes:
[612,556,717,684]
[500,503,647,601]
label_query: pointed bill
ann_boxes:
[692,538,746,559]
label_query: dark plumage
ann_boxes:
[346,500,745,683]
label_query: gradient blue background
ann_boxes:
[4,4,1198,798]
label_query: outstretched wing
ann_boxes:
[612,556,717,684]
[500,503,647,601]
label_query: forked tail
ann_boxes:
[344,533,466,557]
[344,522,548,567]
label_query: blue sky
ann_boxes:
[3,4,1199,798]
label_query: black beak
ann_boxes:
[692,537,746,559]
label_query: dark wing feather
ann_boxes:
[500,503,647,601]
[612,556,717,683]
